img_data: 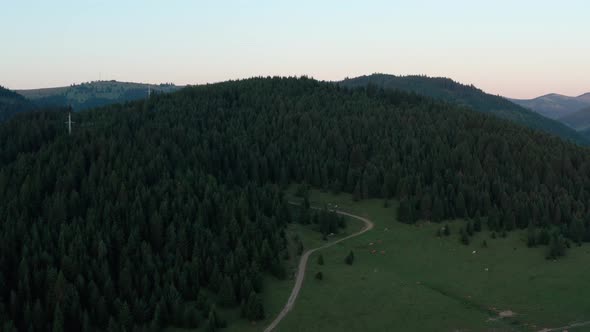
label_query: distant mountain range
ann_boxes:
[559,106,590,131]
[17,80,183,111]
[510,93,590,119]
[510,93,590,138]
[3,76,589,145]
[339,74,589,145]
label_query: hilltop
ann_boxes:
[339,74,588,145]
[17,80,182,111]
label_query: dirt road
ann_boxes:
[263,208,374,332]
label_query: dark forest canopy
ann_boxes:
[339,74,589,145]
[0,86,36,122]
[2,76,590,330]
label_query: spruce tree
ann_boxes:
[527,223,537,247]
[317,254,324,265]
[460,228,470,245]
[443,224,451,236]
[218,277,236,307]
[52,304,64,332]
[205,306,219,332]
[345,251,355,265]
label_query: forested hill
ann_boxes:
[17,80,182,111]
[0,86,35,121]
[339,74,588,145]
[3,77,590,331]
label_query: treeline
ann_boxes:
[2,77,590,330]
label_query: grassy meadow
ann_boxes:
[174,188,590,332]
[276,190,590,332]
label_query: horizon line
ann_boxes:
[4,74,589,100]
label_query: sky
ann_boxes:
[1,0,589,98]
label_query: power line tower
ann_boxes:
[65,109,75,135]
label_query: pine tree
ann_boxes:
[296,239,304,256]
[245,292,264,321]
[455,192,466,218]
[118,301,131,331]
[527,223,537,247]
[345,251,355,265]
[52,304,64,332]
[460,228,470,245]
[432,196,444,222]
[547,231,566,259]
[537,228,550,245]
[569,218,585,244]
[317,254,324,265]
[218,276,236,307]
[32,299,44,331]
[205,306,219,332]
[466,221,474,236]
[353,182,361,202]
[443,224,451,236]
[474,214,482,232]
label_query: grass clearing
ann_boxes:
[275,190,590,332]
[167,205,366,332]
[172,188,590,331]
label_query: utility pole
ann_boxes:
[65,110,74,135]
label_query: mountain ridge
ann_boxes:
[17,80,183,111]
[510,93,590,119]
[339,74,589,145]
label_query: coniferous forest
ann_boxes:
[2,77,590,330]
[0,86,36,122]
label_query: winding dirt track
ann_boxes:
[537,320,590,332]
[263,208,374,332]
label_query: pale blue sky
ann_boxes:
[1,0,588,98]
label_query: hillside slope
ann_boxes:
[577,93,590,103]
[339,74,588,145]
[558,106,590,131]
[511,93,590,119]
[2,77,590,331]
[0,86,36,121]
[18,80,182,110]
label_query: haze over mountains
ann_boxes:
[558,106,590,131]
[511,93,590,119]
[510,93,590,137]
